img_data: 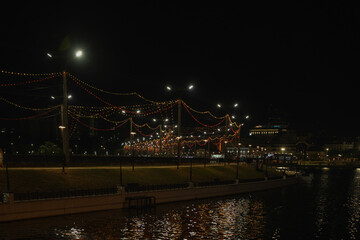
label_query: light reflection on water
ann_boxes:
[1,169,360,239]
[347,169,360,239]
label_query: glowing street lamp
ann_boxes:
[75,50,83,57]
[47,49,84,166]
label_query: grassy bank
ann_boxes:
[0,165,281,193]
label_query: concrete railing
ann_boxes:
[0,177,299,223]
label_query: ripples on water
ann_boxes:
[1,169,360,239]
[46,198,265,239]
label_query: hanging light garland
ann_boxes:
[0,97,61,111]
[0,107,60,120]
[182,101,226,128]
[0,74,62,87]
[1,70,61,76]
[67,72,167,104]
[68,112,129,131]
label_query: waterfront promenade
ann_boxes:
[0,176,298,222]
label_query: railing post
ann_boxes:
[2,192,14,204]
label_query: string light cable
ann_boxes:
[0,73,62,87]
[68,112,130,131]
[182,100,226,128]
[181,100,228,120]
[0,96,61,111]
[0,106,60,121]
[67,72,168,104]
[68,73,178,115]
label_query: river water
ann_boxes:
[1,168,360,239]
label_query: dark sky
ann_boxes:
[1,1,360,137]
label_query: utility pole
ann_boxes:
[177,99,182,169]
[61,70,70,167]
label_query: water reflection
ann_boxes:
[347,169,360,239]
[3,169,360,239]
[119,198,265,239]
[313,171,330,238]
[43,197,265,239]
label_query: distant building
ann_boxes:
[249,123,288,136]
[247,118,297,151]
[324,141,354,151]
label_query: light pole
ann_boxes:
[216,102,240,162]
[47,49,83,168]
[62,71,70,168]
[129,117,136,171]
[152,118,168,156]
[165,84,194,168]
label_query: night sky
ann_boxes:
[1,1,360,137]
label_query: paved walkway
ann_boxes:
[0,163,240,170]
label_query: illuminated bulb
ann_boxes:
[75,50,83,57]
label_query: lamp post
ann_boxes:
[129,117,136,171]
[165,84,194,169]
[216,102,240,162]
[152,118,167,156]
[59,125,66,173]
[47,49,83,168]
[61,71,70,168]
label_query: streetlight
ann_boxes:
[165,84,195,167]
[166,84,194,92]
[58,125,66,173]
[215,102,240,159]
[47,49,83,167]
[75,50,83,57]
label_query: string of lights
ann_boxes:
[132,123,160,137]
[182,101,226,128]
[0,107,60,120]
[0,74,62,87]
[0,97,61,111]
[68,112,129,131]
[67,73,166,104]
[181,100,227,120]
[1,69,61,76]
[69,74,178,116]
